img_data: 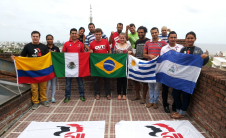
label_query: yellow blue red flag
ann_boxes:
[14,52,55,84]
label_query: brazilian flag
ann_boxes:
[90,53,127,78]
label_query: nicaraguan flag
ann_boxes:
[127,55,158,83]
[156,50,204,94]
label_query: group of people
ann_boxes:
[11,22,209,119]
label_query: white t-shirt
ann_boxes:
[160,44,184,56]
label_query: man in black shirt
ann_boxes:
[20,31,49,110]
[131,26,150,104]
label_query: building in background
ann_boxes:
[212,57,226,71]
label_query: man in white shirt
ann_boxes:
[160,31,183,113]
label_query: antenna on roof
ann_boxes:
[90,5,93,23]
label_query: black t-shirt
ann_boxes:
[135,38,150,59]
[48,45,60,52]
[20,43,49,57]
[78,35,84,43]
[180,46,195,55]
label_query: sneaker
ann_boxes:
[32,104,38,110]
[42,101,49,107]
[140,98,146,104]
[146,103,153,108]
[64,97,71,103]
[80,96,86,101]
[131,96,141,101]
[46,99,49,103]
[153,103,159,109]
[51,97,56,103]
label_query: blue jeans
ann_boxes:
[148,82,160,103]
[65,77,84,98]
[111,48,114,54]
[47,77,57,98]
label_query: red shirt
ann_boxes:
[112,32,120,49]
[144,39,167,60]
[89,39,111,53]
[62,39,84,53]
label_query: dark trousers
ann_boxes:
[162,84,176,108]
[94,77,111,96]
[117,77,127,95]
[172,89,191,111]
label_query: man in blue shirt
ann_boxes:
[158,26,171,43]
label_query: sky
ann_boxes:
[0,0,226,45]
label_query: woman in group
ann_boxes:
[171,31,209,119]
[77,27,85,43]
[46,34,60,103]
[114,32,133,100]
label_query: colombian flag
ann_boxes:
[14,52,55,84]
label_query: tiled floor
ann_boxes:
[1,79,210,138]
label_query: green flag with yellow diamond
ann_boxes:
[90,53,127,78]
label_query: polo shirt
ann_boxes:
[144,39,167,61]
[112,32,120,49]
[158,33,168,43]
[62,39,84,53]
[128,32,139,48]
[84,32,107,46]
[160,44,184,56]
[89,39,110,53]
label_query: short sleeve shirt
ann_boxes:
[128,32,139,48]
[114,43,132,54]
[112,32,120,49]
[144,39,167,61]
[48,45,60,52]
[84,32,107,46]
[135,38,150,59]
[89,39,110,53]
[62,39,84,53]
[158,33,169,43]
[20,43,49,57]
[160,44,184,56]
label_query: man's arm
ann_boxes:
[109,31,114,44]
[143,50,156,59]
[126,25,130,40]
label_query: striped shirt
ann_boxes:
[144,39,167,61]
[158,33,168,43]
[84,32,107,47]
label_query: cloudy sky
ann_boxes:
[0,0,226,45]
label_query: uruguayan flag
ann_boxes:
[156,50,204,94]
[127,55,158,83]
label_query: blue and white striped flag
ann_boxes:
[127,55,158,83]
[156,50,204,94]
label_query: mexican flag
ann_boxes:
[90,53,127,78]
[51,52,90,77]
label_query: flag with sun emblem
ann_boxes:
[90,53,127,78]
[128,55,158,83]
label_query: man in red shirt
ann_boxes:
[62,28,86,103]
[89,28,112,100]
[143,27,167,109]
[109,23,123,53]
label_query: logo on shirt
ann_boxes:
[69,44,71,46]
[114,36,119,42]
[78,44,80,47]
[32,48,42,57]
[167,63,178,76]
[95,45,105,50]
[67,62,76,69]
